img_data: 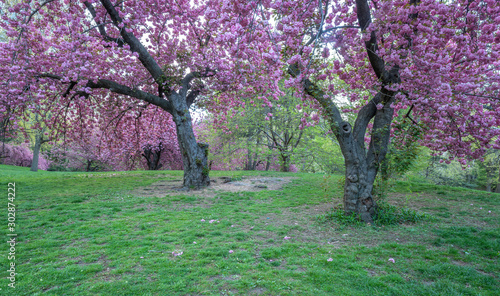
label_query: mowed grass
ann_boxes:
[0,165,499,295]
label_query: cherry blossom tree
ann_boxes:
[0,0,278,187]
[51,100,182,171]
[0,142,49,170]
[267,0,500,222]
[2,0,499,221]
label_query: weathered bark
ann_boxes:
[170,93,210,188]
[30,133,42,172]
[340,90,395,223]
[343,162,376,223]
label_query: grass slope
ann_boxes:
[0,165,498,295]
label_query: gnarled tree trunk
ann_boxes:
[342,148,376,223]
[287,0,403,223]
[170,93,210,188]
[338,94,394,223]
[290,68,397,224]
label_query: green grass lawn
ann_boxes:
[1,165,499,295]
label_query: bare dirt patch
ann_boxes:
[131,176,297,198]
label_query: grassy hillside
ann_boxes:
[1,165,498,295]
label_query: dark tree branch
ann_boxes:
[36,73,172,112]
[287,64,344,135]
[180,69,215,107]
[366,89,396,178]
[352,92,382,148]
[186,89,201,108]
[85,79,171,111]
[321,25,361,35]
[62,81,78,97]
[347,0,402,156]
[402,104,418,124]
[271,129,286,144]
[81,21,113,34]
[409,0,420,19]
[355,0,385,80]
[26,0,56,24]
[83,2,125,47]
[99,0,166,87]
[293,129,304,149]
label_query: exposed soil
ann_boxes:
[131,176,496,269]
[131,176,297,198]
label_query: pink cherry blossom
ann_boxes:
[0,0,498,220]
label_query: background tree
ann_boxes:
[0,0,280,187]
[49,100,182,172]
[226,89,316,172]
[482,149,500,193]
[18,105,53,172]
[255,0,500,222]
[198,87,328,172]
[195,117,286,172]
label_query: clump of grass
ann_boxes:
[318,205,364,227]
[229,176,243,182]
[374,201,430,225]
[320,202,430,227]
